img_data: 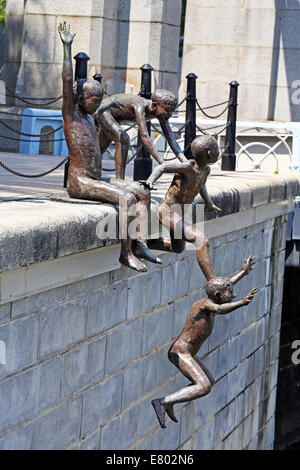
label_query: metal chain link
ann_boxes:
[0,157,68,178]
[196,121,230,136]
[4,83,62,106]
[151,121,187,136]
[0,133,65,142]
[196,99,230,119]
[201,99,230,110]
[0,110,64,119]
[0,118,63,137]
[175,94,188,111]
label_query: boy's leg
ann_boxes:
[152,351,214,429]
[98,112,129,179]
[164,352,213,405]
[110,179,161,263]
[183,224,214,281]
[150,203,214,280]
[68,174,147,272]
[98,127,112,154]
[147,203,186,253]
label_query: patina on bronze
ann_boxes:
[58,22,161,272]
[151,256,257,429]
[144,135,221,281]
[96,89,187,179]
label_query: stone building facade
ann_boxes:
[3,1,300,123]
[3,0,182,100]
[180,0,300,122]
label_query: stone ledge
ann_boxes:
[0,171,298,275]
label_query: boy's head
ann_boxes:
[151,89,177,120]
[191,135,219,165]
[73,79,104,114]
[205,276,235,304]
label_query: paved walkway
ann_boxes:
[0,150,298,204]
[0,152,118,200]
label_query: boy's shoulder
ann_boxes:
[192,297,216,312]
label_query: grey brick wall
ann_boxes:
[0,215,287,450]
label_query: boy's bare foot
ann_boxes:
[165,404,178,423]
[119,252,148,272]
[151,398,166,429]
[132,240,162,264]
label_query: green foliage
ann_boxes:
[0,1,6,29]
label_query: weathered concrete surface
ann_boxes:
[0,165,298,273]
[0,154,299,449]
[0,211,291,450]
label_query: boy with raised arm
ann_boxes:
[151,256,257,429]
[58,22,160,272]
[144,135,221,281]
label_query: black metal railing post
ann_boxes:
[221,81,239,171]
[184,73,197,159]
[74,52,90,81]
[133,64,153,181]
[93,73,103,84]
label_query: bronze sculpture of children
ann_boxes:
[151,256,257,428]
[58,22,160,272]
[96,90,186,179]
[144,135,221,281]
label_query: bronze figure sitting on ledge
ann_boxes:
[58,22,160,272]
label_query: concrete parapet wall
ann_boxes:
[0,171,298,449]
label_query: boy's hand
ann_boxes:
[243,256,256,275]
[58,21,76,45]
[244,288,258,305]
[205,202,222,214]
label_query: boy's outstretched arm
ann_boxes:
[58,22,76,121]
[231,256,256,285]
[135,108,163,164]
[211,288,258,315]
[145,161,192,189]
[160,120,187,162]
[199,182,221,214]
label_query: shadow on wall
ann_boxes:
[2,3,25,102]
[15,8,54,102]
[94,0,131,94]
[268,0,300,121]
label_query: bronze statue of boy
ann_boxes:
[58,22,160,272]
[151,256,257,429]
[144,135,221,281]
[96,90,186,178]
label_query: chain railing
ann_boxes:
[0,60,238,183]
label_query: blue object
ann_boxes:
[19,108,68,156]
